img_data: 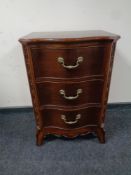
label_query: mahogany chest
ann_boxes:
[19,31,120,145]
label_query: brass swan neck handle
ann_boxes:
[61,114,81,125]
[57,56,84,69]
[59,89,82,100]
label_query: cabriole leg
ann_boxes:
[36,130,45,146]
[96,128,105,143]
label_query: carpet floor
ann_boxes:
[0,107,131,175]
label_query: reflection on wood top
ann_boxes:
[19,30,120,43]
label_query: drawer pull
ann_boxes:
[57,56,84,69]
[61,114,81,125]
[59,89,82,100]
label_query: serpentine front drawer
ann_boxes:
[29,43,109,79]
[41,106,101,129]
[36,79,104,106]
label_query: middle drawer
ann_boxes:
[36,79,104,107]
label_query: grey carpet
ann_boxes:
[0,108,131,175]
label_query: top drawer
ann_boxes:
[30,44,108,79]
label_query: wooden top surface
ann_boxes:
[19,30,120,43]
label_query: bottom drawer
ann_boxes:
[41,106,100,129]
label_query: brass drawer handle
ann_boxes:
[61,114,81,125]
[59,89,82,100]
[57,56,84,69]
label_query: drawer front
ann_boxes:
[31,45,107,79]
[41,107,100,129]
[37,80,103,106]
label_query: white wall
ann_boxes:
[0,0,131,107]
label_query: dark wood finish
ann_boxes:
[41,106,100,129]
[37,80,104,106]
[19,30,120,146]
[30,44,108,79]
[19,30,120,43]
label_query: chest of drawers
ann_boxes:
[19,31,120,145]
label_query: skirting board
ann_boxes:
[0,103,131,113]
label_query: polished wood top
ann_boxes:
[19,30,120,43]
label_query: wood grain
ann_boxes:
[19,31,120,145]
